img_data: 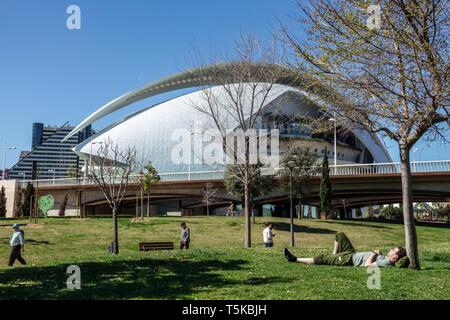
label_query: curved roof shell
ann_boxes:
[73,83,391,173]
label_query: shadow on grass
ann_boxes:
[0,257,286,300]
[0,238,51,246]
[26,239,51,245]
[313,220,393,229]
[270,222,335,234]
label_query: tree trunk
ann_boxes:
[251,197,255,224]
[289,168,294,247]
[399,143,420,269]
[34,183,39,224]
[244,136,251,248]
[140,187,144,219]
[147,193,150,217]
[207,202,209,216]
[135,195,138,219]
[244,177,251,248]
[113,206,119,254]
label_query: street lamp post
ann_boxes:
[328,112,337,175]
[287,159,297,247]
[48,169,55,186]
[412,147,419,172]
[342,199,347,219]
[189,132,193,181]
[2,144,16,180]
[138,170,144,219]
[334,112,337,174]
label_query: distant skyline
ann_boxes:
[1,0,448,168]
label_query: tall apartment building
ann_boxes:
[8,122,93,180]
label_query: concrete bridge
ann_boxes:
[2,160,449,218]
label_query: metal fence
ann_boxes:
[16,160,450,188]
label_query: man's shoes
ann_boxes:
[284,248,297,262]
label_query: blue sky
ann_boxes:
[0,0,448,167]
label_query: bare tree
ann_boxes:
[31,167,40,224]
[189,32,288,247]
[202,182,218,216]
[90,137,137,254]
[58,194,68,217]
[280,0,449,269]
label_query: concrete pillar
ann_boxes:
[149,204,158,217]
[256,204,263,217]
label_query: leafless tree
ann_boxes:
[188,32,289,247]
[58,194,68,217]
[202,182,218,216]
[280,0,449,268]
[90,137,137,254]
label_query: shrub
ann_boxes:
[379,205,403,221]
[0,186,6,217]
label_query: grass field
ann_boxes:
[0,216,449,300]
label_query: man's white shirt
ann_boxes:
[263,227,274,243]
[10,230,25,246]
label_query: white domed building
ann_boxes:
[65,63,391,178]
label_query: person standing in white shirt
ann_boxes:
[263,224,275,248]
[9,223,26,266]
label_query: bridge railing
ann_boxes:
[16,170,228,188]
[327,160,450,176]
[156,170,226,181]
[16,160,450,188]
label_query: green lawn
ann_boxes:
[0,216,448,300]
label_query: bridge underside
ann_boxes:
[257,189,450,208]
[26,172,450,218]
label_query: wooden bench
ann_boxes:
[139,242,174,251]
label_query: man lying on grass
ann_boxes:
[284,232,407,267]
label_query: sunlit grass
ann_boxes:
[0,216,448,299]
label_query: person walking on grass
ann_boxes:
[284,232,406,267]
[8,223,27,267]
[263,223,275,248]
[180,221,190,249]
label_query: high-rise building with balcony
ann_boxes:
[8,123,93,180]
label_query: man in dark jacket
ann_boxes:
[180,222,190,249]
